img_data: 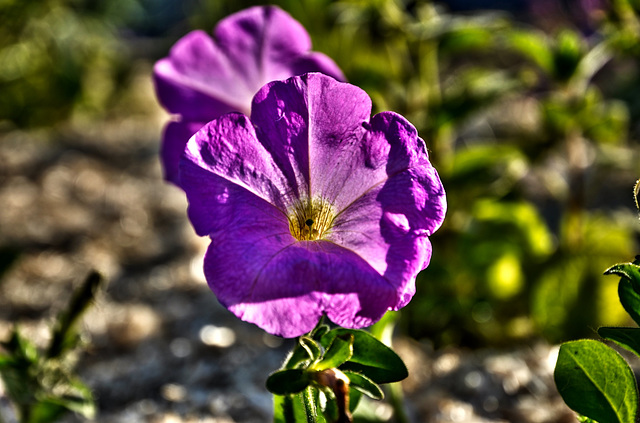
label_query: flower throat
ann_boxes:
[288,197,335,241]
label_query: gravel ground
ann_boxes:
[0,70,578,423]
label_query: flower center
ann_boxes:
[288,197,335,241]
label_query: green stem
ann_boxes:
[302,387,318,423]
[388,382,410,423]
[281,395,297,423]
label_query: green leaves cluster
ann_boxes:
[554,259,640,423]
[267,324,408,423]
[0,271,102,423]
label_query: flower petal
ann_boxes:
[290,52,346,82]
[204,229,398,338]
[251,73,371,201]
[153,30,247,119]
[215,6,313,86]
[161,120,206,185]
[181,114,295,236]
[326,111,447,308]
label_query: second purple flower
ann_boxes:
[154,6,344,185]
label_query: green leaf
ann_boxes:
[2,328,39,364]
[320,329,407,384]
[51,378,95,418]
[348,388,362,413]
[28,400,68,423]
[554,339,638,423]
[266,369,311,396]
[47,271,103,359]
[618,278,640,327]
[552,30,584,82]
[605,263,640,292]
[343,371,384,400]
[314,334,353,371]
[502,29,553,73]
[598,327,640,358]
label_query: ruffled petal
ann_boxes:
[205,231,397,338]
[325,111,446,308]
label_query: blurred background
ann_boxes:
[1,0,640,422]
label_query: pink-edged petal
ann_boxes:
[153,30,249,119]
[160,120,206,186]
[205,231,398,338]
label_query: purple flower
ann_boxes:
[154,6,344,185]
[181,73,447,338]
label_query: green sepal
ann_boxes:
[283,320,330,370]
[598,327,640,358]
[266,369,311,395]
[343,371,384,400]
[320,328,408,384]
[310,324,330,341]
[300,337,322,363]
[554,339,638,423]
[313,334,353,371]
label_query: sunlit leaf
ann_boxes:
[344,371,383,400]
[321,329,407,384]
[314,334,353,371]
[555,339,638,423]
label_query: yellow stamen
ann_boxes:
[288,197,335,241]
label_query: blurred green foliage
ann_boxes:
[4,0,640,348]
[0,0,136,128]
[0,271,103,423]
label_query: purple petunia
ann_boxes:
[181,73,446,338]
[153,6,344,185]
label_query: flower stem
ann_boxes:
[302,387,318,423]
[388,382,411,423]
